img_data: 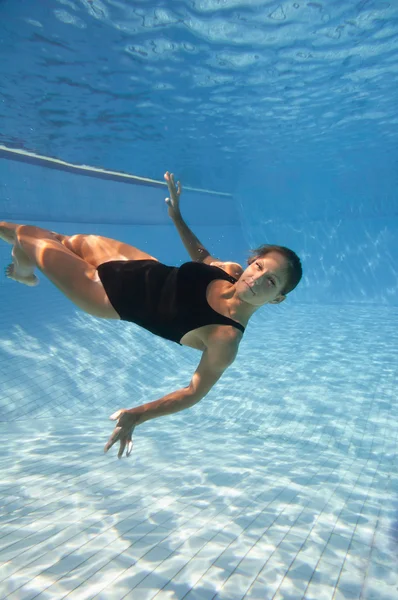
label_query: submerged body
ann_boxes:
[97,259,245,348]
[0,171,301,458]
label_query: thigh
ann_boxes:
[17,229,120,319]
[62,234,159,268]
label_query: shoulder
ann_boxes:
[204,259,244,280]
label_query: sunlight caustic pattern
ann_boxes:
[0,280,397,599]
[1,0,398,598]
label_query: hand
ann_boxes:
[104,409,139,458]
[164,171,182,219]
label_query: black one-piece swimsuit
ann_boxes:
[97,260,245,345]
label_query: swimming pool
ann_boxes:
[1,1,397,599]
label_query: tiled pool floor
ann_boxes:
[0,407,397,600]
[0,289,397,599]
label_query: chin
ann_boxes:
[239,291,253,302]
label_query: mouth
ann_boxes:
[245,282,255,295]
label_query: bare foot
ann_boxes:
[5,264,39,286]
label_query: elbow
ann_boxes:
[185,384,208,406]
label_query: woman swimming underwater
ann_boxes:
[0,172,302,458]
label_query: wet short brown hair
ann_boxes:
[247,244,302,295]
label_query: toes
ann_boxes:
[4,265,38,286]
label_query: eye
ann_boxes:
[255,262,262,270]
[268,277,276,286]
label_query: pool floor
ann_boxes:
[0,292,397,600]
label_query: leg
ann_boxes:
[1,223,120,319]
[6,244,39,286]
[1,221,61,286]
[0,221,63,247]
[0,221,24,243]
[61,234,159,268]
[1,222,158,268]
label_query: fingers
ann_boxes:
[126,439,133,457]
[164,172,179,196]
[118,432,133,458]
[165,173,174,192]
[110,410,123,421]
[105,410,135,458]
[164,172,172,195]
[164,171,173,188]
[118,438,126,459]
[104,426,133,458]
[104,426,122,453]
[119,433,133,458]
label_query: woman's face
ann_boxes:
[236,251,289,306]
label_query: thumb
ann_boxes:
[110,410,123,421]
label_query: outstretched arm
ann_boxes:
[104,332,239,458]
[164,171,218,263]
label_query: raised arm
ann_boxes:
[164,171,218,263]
[104,331,239,458]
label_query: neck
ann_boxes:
[224,286,261,327]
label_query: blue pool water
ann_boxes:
[0,1,397,599]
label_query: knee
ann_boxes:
[15,226,48,257]
[16,225,60,242]
[16,224,34,239]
